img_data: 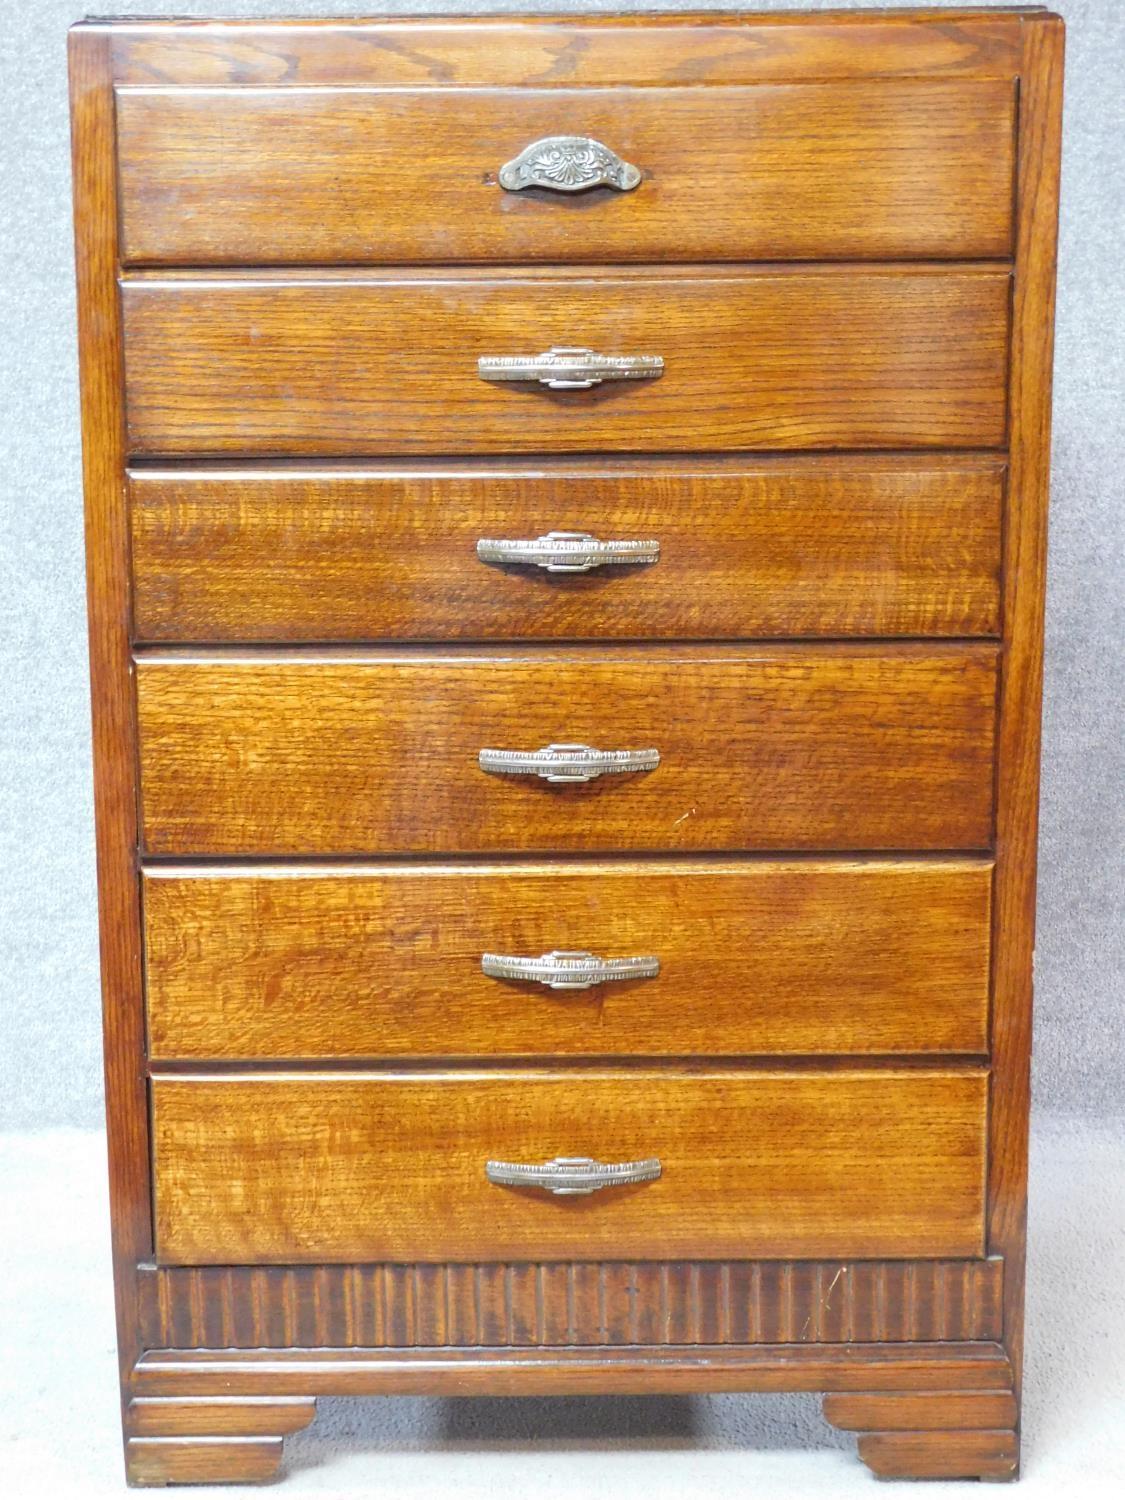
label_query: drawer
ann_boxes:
[143,859,992,1061]
[135,646,998,856]
[150,1069,988,1263]
[116,80,1015,266]
[121,268,1010,456]
[129,457,1004,642]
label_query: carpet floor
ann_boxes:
[2,1116,1122,1497]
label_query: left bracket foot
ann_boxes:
[125,1398,317,1486]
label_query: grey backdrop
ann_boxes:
[1,0,1121,1130]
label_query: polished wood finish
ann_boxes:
[125,1436,287,1486]
[118,80,1015,266]
[855,1428,1019,1480]
[106,15,1028,89]
[133,1342,1016,1398]
[124,1398,317,1485]
[127,1398,318,1437]
[823,1375,1022,1479]
[137,1258,1004,1350]
[120,268,1011,456]
[143,859,992,1060]
[129,457,1004,643]
[988,13,1065,1403]
[68,31,152,1404]
[135,646,998,856]
[150,1070,988,1264]
[823,1389,1017,1431]
[72,11,1062,1487]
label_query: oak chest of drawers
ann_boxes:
[69,8,1063,1486]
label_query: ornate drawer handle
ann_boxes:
[478,346,664,390]
[485,1156,662,1197]
[477,531,660,573]
[481,949,660,990]
[498,136,642,194]
[478,742,660,783]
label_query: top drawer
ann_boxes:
[115,80,1015,266]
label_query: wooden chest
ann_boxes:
[69,8,1063,1486]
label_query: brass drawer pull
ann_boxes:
[477,530,660,573]
[485,1155,662,1197]
[481,949,660,990]
[498,136,642,194]
[478,346,664,390]
[478,742,660,783]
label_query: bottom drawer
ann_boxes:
[151,1071,987,1265]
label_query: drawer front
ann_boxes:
[151,1070,988,1264]
[130,458,1004,642]
[143,859,992,1061]
[135,647,997,856]
[121,270,1010,456]
[117,80,1015,266]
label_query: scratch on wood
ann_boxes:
[802,1265,848,1337]
[823,1266,847,1310]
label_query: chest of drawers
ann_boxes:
[69,8,1063,1487]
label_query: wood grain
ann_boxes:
[856,1428,1018,1480]
[125,1435,285,1485]
[69,8,1064,1470]
[136,1257,1004,1350]
[150,1069,988,1264]
[823,1389,1017,1432]
[142,859,993,1060]
[127,1397,317,1437]
[135,646,999,856]
[68,30,151,1396]
[824,1371,1022,1480]
[101,15,1026,89]
[987,12,1065,1400]
[117,80,1015,266]
[132,1341,1017,1399]
[120,268,1011,456]
[129,457,1004,643]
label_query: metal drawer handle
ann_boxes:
[477,531,660,573]
[478,742,660,783]
[485,1156,662,1197]
[498,136,642,194]
[479,346,664,390]
[482,949,660,990]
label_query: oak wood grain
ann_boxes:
[150,1069,988,1264]
[823,1389,1018,1432]
[68,8,1064,1469]
[136,1258,1004,1350]
[134,646,999,856]
[117,80,1015,266]
[68,30,151,1398]
[129,457,1004,643]
[822,1360,1022,1480]
[101,15,1026,89]
[120,268,1011,456]
[132,1341,1017,1399]
[855,1428,1018,1480]
[127,1397,317,1437]
[987,12,1065,1400]
[126,1435,285,1485]
[142,858,993,1060]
